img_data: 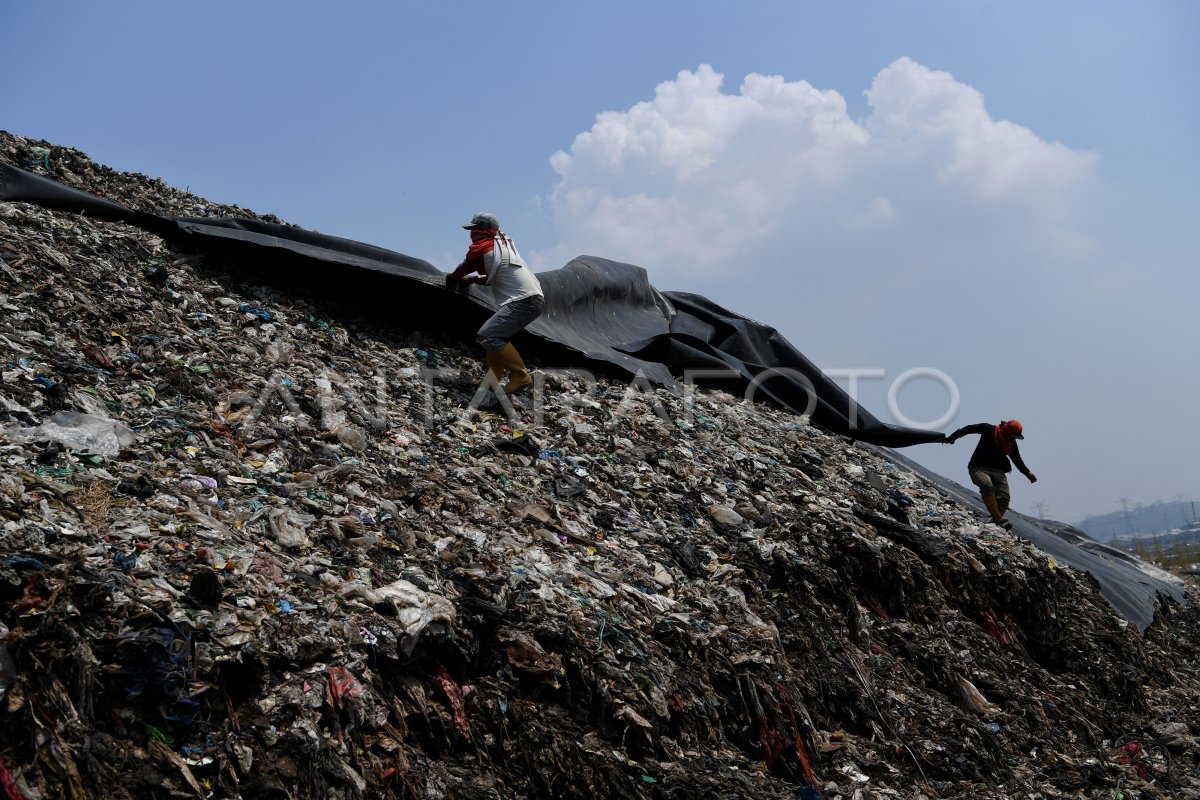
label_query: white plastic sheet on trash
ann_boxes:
[1,410,135,456]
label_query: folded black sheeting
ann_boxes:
[0,163,939,447]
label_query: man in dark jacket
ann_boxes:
[943,419,1037,530]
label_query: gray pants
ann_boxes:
[969,466,1011,506]
[477,295,544,352]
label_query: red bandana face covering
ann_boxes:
[465,228,499,261]
[994,423,1015,455]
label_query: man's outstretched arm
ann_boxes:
[943,422,989,444]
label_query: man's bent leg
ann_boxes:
[477,297,544,352]
[971,468,1011,528]
[994,473,1012,516]
[478,297,543,394]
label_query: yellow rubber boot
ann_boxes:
[982,494,1012,529]
[483,349,504,387]
[495,343,532,394]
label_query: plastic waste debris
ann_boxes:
[1,410,135,456]
[709,505,744,525]
[237,304,273,321]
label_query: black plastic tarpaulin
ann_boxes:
[0,162,939,447]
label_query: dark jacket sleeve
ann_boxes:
[1010,444,1031,475]
[947,422,990,443]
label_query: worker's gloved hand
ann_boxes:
[444,274,458,289]
[1027,472,1038,484]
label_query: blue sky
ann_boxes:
[4,1,1198,523]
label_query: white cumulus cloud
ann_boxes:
[535,58,1098,282]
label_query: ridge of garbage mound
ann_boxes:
[1,132,1198,800]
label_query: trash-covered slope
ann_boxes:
[1,132,1198,800]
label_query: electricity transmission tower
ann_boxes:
[1117,497,1134,536]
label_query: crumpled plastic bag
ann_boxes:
[342,578,455,637]
[0,410,135,456]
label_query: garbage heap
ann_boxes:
[1,132,1198,800]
